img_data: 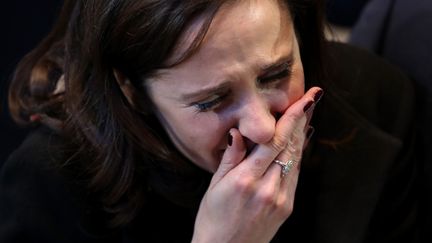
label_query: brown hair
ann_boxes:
[8,0,327,227]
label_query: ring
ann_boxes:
[273,159,295,177]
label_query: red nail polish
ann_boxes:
[314,89,324,102]
[303,100,314,113]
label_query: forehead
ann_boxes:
[161,0,292,65]
[207,0,290,38]
[149,0,294,89]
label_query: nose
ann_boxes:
[238,94,276,145]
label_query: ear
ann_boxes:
[113,68,149,113]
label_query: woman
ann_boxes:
[0,0,418,242]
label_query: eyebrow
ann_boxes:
[180,81,231,101]
[259,52,294,74]
[180,52,295,101]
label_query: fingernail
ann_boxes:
[306,126,315,140]
[314,89,324,103]
[303,100,315,113]
[227,132,233,146]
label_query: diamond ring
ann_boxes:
[273,159,295,177]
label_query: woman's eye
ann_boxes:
[193,95,224,112]
[258,62,293,86]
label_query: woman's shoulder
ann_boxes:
[0,127,118,241]
[0,126,73,186]
[1,126,66,185]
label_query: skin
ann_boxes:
[144,0,323,242]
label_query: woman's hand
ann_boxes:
[192,87,322,243]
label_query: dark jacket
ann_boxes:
[0,43,419,243]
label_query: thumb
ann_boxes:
[210,128,246,187]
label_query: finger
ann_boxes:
[252,162,282,205]
[278,141,302,178]
[277,143,302,190]
[238,87,322,178]
[211,128,246,186]
[278,145,302,185]
[288,114,308,161]
[251,114,307,206]
[277,159,300,211]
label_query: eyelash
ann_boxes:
[194,63,293,112]
[194,96,224,112]
[257,63,293,86]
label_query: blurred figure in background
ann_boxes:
[349,0,432,241]
[326,0,370,27]
[324,0,369,42]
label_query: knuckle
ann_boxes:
[276,199,294,218]
[281,204,294,218]
[248,158,269,177]
[233,175,255,195]
[281,202,294,216]
[271,134,288,153]
[253,158,267,168]
[256,189,276,207]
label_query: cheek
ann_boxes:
[288,76,305,101]
[155,108,229,172]
[269,73,305,113]
[286,63,305,105]
[186,113,224,134]
[185,118,226,147]
[178,115,231,170]
[161,110,229,153]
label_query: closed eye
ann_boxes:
[192,93,229,112]
[257,61,293,87]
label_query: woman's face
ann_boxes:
[147,0,304,172]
